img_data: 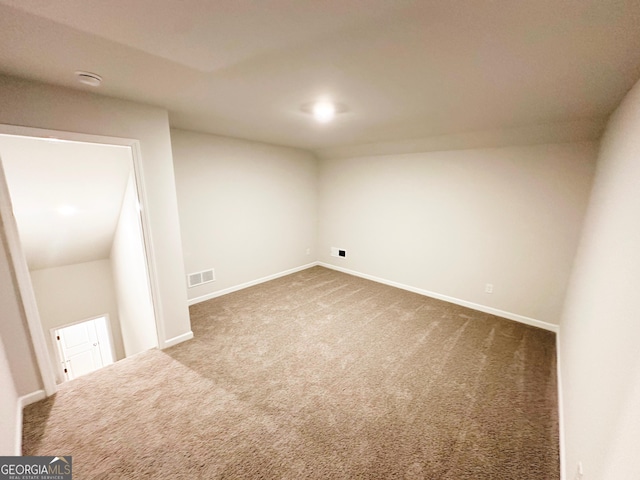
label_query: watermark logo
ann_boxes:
[0,456,72,480]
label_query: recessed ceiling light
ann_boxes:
[312,101,336,123]
[301,100,348,123]
[75,71,102,87]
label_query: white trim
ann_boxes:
[188,262,319,306]
[163,331,194,349]
[556,329,566,480]
[19,390,46,408]
[15,400,22,456]
[0,151,57,396]
[323,260,566,473]
[50,327,66,383]
[318,262,559,332]
[0,124,166,397]
[186,261,559,332]
[15,390,47,455]
[128,142,166,349]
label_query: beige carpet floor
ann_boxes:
[23,266,559,479]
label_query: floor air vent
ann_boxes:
[187,268,216,288]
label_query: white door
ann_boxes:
[54,316,114,381]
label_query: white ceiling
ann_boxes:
[1,1,640,151]
[0,135,132,270]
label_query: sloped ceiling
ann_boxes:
[0,135,132,271]
[1,0,640,151]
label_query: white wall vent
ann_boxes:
[187,268,215,288]
[201,269,214,283]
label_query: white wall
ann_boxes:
[0,156,38,455]
[0,218,26,454]
[559,79,640,478]
[0,193,42,396]
[0,334,19,455]
[30,259,125,382]
[171,129,318,301]
[319,142,597,325]
[111,173,157,356]
[0,222,21,456]
[0,74,191,396]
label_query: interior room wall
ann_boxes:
[0,74,191,396]
[110,173,157,356]
[0,218,32,454]
[171,129,318,301]
[318,142,597,325]
[30,259,125,383]
[0,196,42,395]
[559,78,640,479]
[0,333,19,455]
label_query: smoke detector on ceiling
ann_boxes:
[75,71,102,87]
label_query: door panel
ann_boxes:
[65,349,100,379]
[55,317,110,381]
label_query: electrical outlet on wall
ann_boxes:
[485,283,494,294]
[574,461,584,480]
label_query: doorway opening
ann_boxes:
[0,125,166,395]
[52,316,115,381]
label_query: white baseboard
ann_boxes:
[320,261,565,474]
[318,262,559,333]
[188,262,319,306]
[162,331,194,349]
[186,260,558,332]
[19,390,46,408]
[16,389,46,455]
[556,330,566,480]
[15,401,22,456]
